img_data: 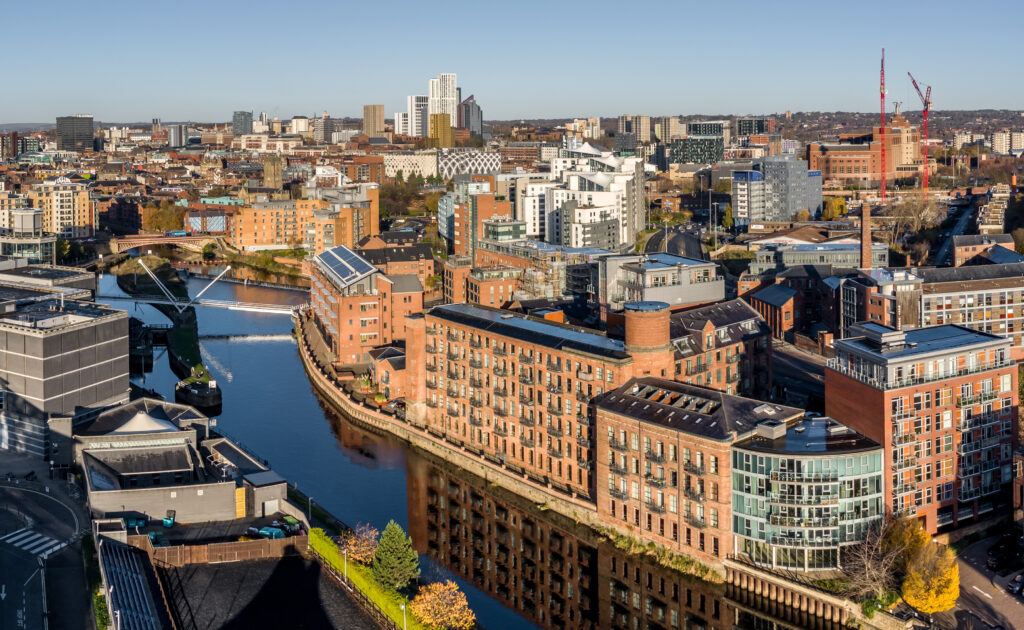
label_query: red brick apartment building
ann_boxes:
[594,378,803,566]
[826,322,1018,533]
[307,245,423,364]
[403,302,677,501]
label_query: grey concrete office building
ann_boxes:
[597,252,725,314]
[55,115,94,152]
[0,293,129,458]
[748,243,889,276]
[758,154,822,222]
[232,110,254,136]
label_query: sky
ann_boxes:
[4,0,1020,123]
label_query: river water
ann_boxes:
[95,272,810,630]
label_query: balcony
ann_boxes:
[446,388,459,398]
[768,535,837,548]
[577,437,591,448]
[519,354,534,365]
[893,483,916,496]
[546,361,563,373]
[686,363,709,376]
[726,372,740,383]
[610,439,629,452]
[426,345,439,354]
[427,380,439,390]
[958,391,999,407]
[469,359,483,369]
[576,370,595,381]
[645,475,666,489]
[685,514,706,528]
[547,406,563,416]
[426,328,439,336]
[959,459,1000,477]
[892,456,918,471]
[959,413,1004,432]
[547,384,564,394]
[576,414,591,426]
[493,347,507,357]
[520,437,536,448]
[576,391,591,402]
[469,377,483,388]
[548,447,564,459]
[426,363,439,373]
[609,461,628,475]
[493,425,508,437]
[447,351,459,361]
[609,487,628,501]
[546,424,563,437]
[768,492,839,505]
[469,339,482,349]
[425,400,440,408]
[645,500,666,514]
[577,459,592,471]
[684,487,704,502]
[520,416,536,427]
[827,358,1014,391]
[520,395,535,407]
[645,450,665,463]
[769,470,839,483]
[769,514,839,528]
[469,416,484,427]
[959,436,1002,454]
[446,370,460,380]
[493,367,508,377]
[447,332,459,342]
[493,387,508,397]
[493,406,508,417]
[519,374,534,385]
[891,431,915,446]
[684,462,705,476]
[469,398,484,408]
[726,354,742,364]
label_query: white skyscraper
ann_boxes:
[427,73,457,136]
[395,112,409,135]
[406,95,429,137]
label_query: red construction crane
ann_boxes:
[908,72,932,201]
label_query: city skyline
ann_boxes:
[5,0,1021,123]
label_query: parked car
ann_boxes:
[258,526,285,539]
[1010,573,1024,594]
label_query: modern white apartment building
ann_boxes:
[404,95,429,137]
[427,74,458,136]
[992,131,1011,155]
[515,180,557,239]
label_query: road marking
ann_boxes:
[22,569,38,587]
[973,585,993,599]
[0,528,29,543]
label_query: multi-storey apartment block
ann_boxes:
[28,176,95,238]
[826,323,1017,533]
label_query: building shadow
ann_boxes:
[220,553,335,630]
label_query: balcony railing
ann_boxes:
[493,387,508,397]
[645,475,666,489]
[645,501,666,514]
[958,391,999,407]
[959,412,1005,432]
[576,391,591,402]
[645,450,666,463]
[609,461,628,475]
[609,440,630,452]
[519,354,534,365]
[426,363,439,373]
[609,487,628,501]
[469,416,484,426]
[959,459,1000,478]
[959,436,1002,454]
[547,406,563,416]
[470,398,483,408]
[577,414,591,426]
[546,361,562,373]
[548,447,563,459]
[684,462,705,476]
[520,416,536,427]
[469,377,483,388]
[493,426,508,437]
[426,328,439,336]
[447,332,459,342]
[726,372,740,383]
[769,470,839,483]
[493,367,508,377]
[827,358,1013,390]
[427,380,439,390]
[768,535,837,548]
[685,514,705,528]
[447,351,459,361]
[519,374,534,385]
[577,437,591,448]
[686,364,709,376]
[684,487,704,502]
[493,347,508,357]
[426,345,439,354]
[469,339,482,349]
[768,492,839,505]
[546,384,564,394]
[493,407,508,417]
[546,425,563,437]
[891,431,915,446]
[469,359,483,369]
[892,457,918,471]
[520,396,535,406]
[769,514,839,528]
[520,437,535,448]
[576,370,595,381]
[726,354,742,364]
[577,460,592,471]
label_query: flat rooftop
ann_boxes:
[735,418,880,455]
[621,252,711,270]
[430,303,629,360]
[0,298,122,330]
[598,377,803,441]
[0,265,91,281]
[837,323,1007,361]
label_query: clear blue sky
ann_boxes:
[5,0,1019,123]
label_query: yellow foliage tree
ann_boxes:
[901,544,959,615]
[795,209,811,222]
[410,580,476,630]
[822,197,848,221]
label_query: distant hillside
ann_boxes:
[0,123,53,132]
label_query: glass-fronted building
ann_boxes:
[731,418,883,571]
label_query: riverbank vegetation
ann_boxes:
[595,525,721,583]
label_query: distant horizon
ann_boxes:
[5,0,1022,121]
[2,108,1021,131]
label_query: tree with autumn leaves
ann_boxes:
[411,580,476,630]
[339,523,379,564]
[901,542,959,615]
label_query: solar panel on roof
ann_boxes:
[316,246,376,288]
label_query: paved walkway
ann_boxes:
[923,535,1024,629]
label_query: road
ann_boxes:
[925,535,1024,630]
[932,204,974,266]
[770,341,826,409]
[645,226,707,259]
[0,454,90,630]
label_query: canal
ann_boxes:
[96,271,816,630]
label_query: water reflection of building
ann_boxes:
[406,452,845,630]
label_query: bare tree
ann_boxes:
[843,517,928,601]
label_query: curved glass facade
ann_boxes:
[731,447,884,571]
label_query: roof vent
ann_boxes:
[755,419,786,440]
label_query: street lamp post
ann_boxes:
[344,549,348,581]
[308,496,313,521]
[400,603,407,630]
